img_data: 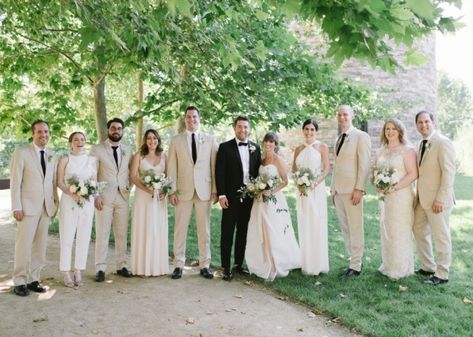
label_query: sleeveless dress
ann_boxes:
[295,142,329,275]
[130,156,169,276]
[59,154,96,271]
[245,164,301,281]
[376,146,415,280]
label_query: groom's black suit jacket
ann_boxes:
[215,138,261,270]
[215,139,261,200]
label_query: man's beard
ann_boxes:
[108,133,122,142]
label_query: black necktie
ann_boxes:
[191,133,197,164]
[238,142,248,146]
[336,133,346,156]
[40,150,46,175]
[419,140,428,164]
[112,146,119,167]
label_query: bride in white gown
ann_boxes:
[292,119,330,275]
[375,119,418,280]
[245,133,301,281]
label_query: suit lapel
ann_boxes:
[180,133,193,164]
[28,144,44,179]
[104,142,119,172]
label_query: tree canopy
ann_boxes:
[0,0,461,142]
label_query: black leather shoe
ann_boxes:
[116,267,132,278]
[424,276,448,285]
[27,281,46,293]
[232,265,249,275]
[222,268,233,281]
[342,268,361,278]
[171,267,182,279]
[14,285,29,297]
[200,268,214,279]
[415,268,435,276]
[95,270,105,282]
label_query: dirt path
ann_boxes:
[0,190,360,337]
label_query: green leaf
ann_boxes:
[254,40,268,61]
[405,48,428,66]
[405,0,435,22]
[175,0,193,19]
[255,9,270,21]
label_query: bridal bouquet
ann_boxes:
[293,167,322,196]
[66,175,107,208]
[238,173,281,204]
[141,170,174,198]
[372,166,398,201]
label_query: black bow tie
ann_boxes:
[238,142,248,146]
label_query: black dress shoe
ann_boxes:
[424,276,448,285]
[342,268,361,278]
[171,267,182,279]
[14,285,29,297]
[415,268,435,276]
[232,265,249,275]
[27,281,46,293]
[200,268,214,279]
[95,270,105,282]
[116,267,132,278]
[222,268,233,281]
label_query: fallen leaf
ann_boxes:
[399,285,409,292]
[331,317,341,323]
[277,295,288,301]
[463,297,473,304]
[315,281,322,286]
[231,308,237,311]
[186,318,195,325]
[307,311,316,318]
[206,311,214,315]
[297,328,304,332]
[225,309,232,312]
[339,293,346,298]
[312,308,323,315]
[233,294,243,299]
[243,280,253,286]
[33,317,48,323]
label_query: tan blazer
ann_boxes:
[10,144,58,217]
[91,141,132,204]
[167,132,217,201]
[417,131,456,209]
[331,128,371,194]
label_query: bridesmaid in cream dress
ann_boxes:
[130,129,169,276]
[57,132,97,287]
[374,119,418,280]
[292,119,330,275]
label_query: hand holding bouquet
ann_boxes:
[372,166,398,201]
[293,167,322,196]
[238,172,281,204]
[141,170,174,199]
[67,175,107,208]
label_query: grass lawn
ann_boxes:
[50,175,473,337]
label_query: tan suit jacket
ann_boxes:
[331,128,371,194]
[417,131,456,209]
[91,141,132,204]
[167,132,217,201]
[10,144,58,216]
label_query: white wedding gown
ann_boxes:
[295,143,329,275]
[131,157,169,276]
[376,146,415,280]
[245,164,301,281]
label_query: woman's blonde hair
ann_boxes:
[380,118,408,145]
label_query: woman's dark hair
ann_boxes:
[263,132,279,153]
[302,119,318,131]
[68,131,86,143]
[140,129,163,156]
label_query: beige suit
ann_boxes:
[331,128,371,271]
[167,132,217,268]
[10,144,58,285]
[91,140,132,272]
[413,131,456,279]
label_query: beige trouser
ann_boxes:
[413,204,452,280]
[13,207,51,286]
[173,193,211,269]
[94,194,129,272]
[334,193,364,271]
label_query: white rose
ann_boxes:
[69,185,77,194]
[257,182,266,190]
[144,176,151,183]
[267,179,274,188]
[79,186,88,196]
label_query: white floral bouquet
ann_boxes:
[238,172,281,204]
[372,166,398,201]
[141,170,174,198]
[293,167,322,196]
[66,175,107,208]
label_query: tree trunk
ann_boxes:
[94,76,108,143]
[136,72,144,151]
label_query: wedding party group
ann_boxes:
[9,104,456,297]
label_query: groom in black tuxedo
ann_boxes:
[216,116,261,281]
